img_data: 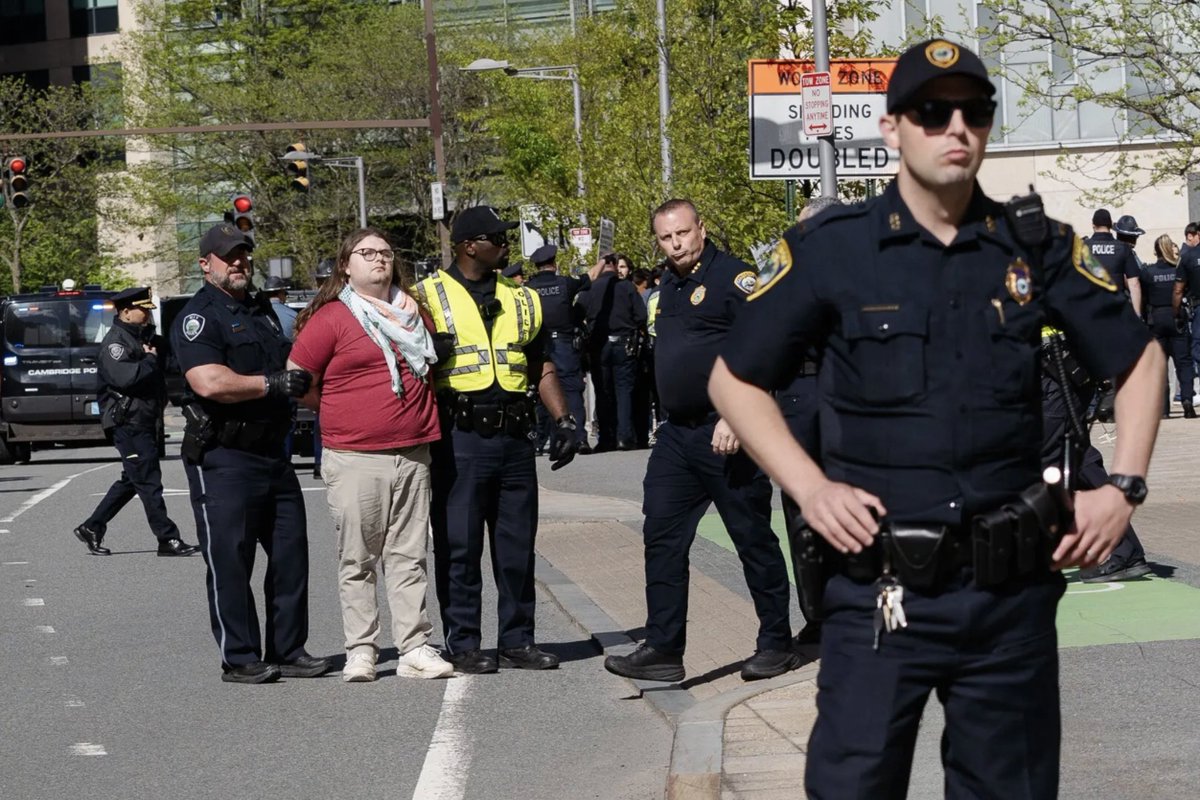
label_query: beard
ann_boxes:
[215,271,250,293]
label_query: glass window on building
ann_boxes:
[0,0,46,45]
[69,0,118,37]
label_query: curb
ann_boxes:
[534,552,819,799]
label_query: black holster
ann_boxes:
[785,505,831,622]
[180,403,215,464]
[971,482,1068,587]
[110,393,134,427]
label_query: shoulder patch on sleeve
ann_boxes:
[733,270,758,294]
[182,313,206,341]
[1072,235,1118,292]
[748,240,792,301]
[107,343,126,360]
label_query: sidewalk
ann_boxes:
[533,414,1200,800]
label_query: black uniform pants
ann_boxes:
[536,336,587,449]
[591,338,638,448]
[1148,308,1194,408]
[183,445,310,668]
[807,570,1064,800]
[641,420,792,655]
[779,377,822,625]
[86,425,180,544]
[431,426,538,653]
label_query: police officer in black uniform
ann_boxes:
[603,198,797,684]
[1086,209,1142,310]
[526,244,602,453]
[73,287,199,557]
[172,223,329,684]
[1140,234,1195,418]
[582,254,647,450]
[1178,222,1200,388]
[709,40,1162,797]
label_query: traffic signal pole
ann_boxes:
[424,0,451,267]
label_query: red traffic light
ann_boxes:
[233,195,253,213]
[8,157,26,174]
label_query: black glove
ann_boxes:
[265,369,312,399]
[548,415,580,471]
[431,332,456,363]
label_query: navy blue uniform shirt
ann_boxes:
[1178,244,1200,302]
[526,269,591,334]
[656,241,760,420]
[582,273,647,338]
[1085,231,1140,293]
[1139,258,1183,309]
[170,282,292,424]
[721,181,1150,526]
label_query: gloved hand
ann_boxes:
[265,369,312,399]
[548,416,580,471]
[431,332,456,363]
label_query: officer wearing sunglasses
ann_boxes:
[710,39,1162,797]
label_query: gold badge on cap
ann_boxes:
[925,41,960,69]
[1005,258,1033,305]
[690,286,707,305]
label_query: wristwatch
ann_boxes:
[1108,474,1148,505]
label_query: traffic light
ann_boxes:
[285,143,310,193]
[230,194,254,234]
[5,157,29,209]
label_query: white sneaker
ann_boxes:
[397,644,454,679]
[342,651,376,683]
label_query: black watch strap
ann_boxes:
[1108,474,1148,505]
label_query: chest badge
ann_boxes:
[107,343,126,360]
[182,313,206,342]
[690,286,707,305]
[1005,258,1034,305]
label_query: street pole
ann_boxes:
[424,0,451,266]
[571,69,587,225]
[354,156,367,228]
[656,0,672,189]
[812,0,837,198]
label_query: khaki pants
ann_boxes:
[323,446,433,657]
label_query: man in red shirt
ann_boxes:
[289,228,452,683]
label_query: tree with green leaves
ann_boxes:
[976,0,1200,204]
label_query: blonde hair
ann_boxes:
[1154,234,1180,266]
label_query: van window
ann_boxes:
[4,299,115,348]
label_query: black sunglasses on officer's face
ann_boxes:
[472,232,509,247]
[903,97,997,130]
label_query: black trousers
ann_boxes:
[778,376,822,625]
[1148,307,1195,408]
[183,445,310,668]
[591,338,638,448]
[86,425,180,544]
[431,425,539,653]
[641,419,792,654]
[536,335,587,448]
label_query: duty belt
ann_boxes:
[216,419,290,455]
[666,410,719,428]
[438,391,534,439]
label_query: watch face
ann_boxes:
[1112,475,1148,504]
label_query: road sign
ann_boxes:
[801,72,832,138]
[748,58,898,179]
[597,218,616,256]
[570,226,593,257]
[520,205,548,259]
[430,182,444,221]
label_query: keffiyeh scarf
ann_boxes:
[339,284,437,400]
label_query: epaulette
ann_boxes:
[786,201,869,241]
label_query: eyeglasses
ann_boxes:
[472,232,509,247]
[351,247,395,263]
[903,97,997,130]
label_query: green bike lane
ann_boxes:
[696,514,1200,648]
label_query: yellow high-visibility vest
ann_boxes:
[417,270,542,392]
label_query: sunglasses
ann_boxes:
[471,232,509,247]
[903,97,997,130]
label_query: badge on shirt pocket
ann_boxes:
[1005,258,1033,305]
[690,286,706,305]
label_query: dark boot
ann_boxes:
[1184,404,1197,419]
[73,524,111,556]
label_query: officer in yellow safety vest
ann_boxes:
[418,205,579,675]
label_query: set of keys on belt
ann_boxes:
[873,577,908,651]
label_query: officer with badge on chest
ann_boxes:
[74,287,199,557]
[418,206,579,675]
[172,223,329,684]
[709,39,1162,797]
[603,199,797,684]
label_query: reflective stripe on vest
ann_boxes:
[418,271,542,392]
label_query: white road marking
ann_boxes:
[1064,582,1126,595]
[36,625,55,634]
[64,697,85,708]
[23,598,44,606]
[3,561,30,565]
[0,528,9,532]
[70,743,107,756]
[0,464,112,523]
[115,485,325,497]
[412,677,473,800]
[50,656,69,665]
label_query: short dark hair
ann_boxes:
[1186,222,1200,237]
[650,198,700,233]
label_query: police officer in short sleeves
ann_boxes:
[603,198,796,685]
[172,223,329,684]
[708,40,1162,797]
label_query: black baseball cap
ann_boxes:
[531,243,558,265]
[112,286,156,310]
[886,39,995,114]
[450,206,519,243]
[1092,209,1113,227]
[200,223,254,259]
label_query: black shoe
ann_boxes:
[741,648,802,681]
[448,648,498,674]
[617,440,636,451]
[222,661,282,684]
[1185,405,1197,419]
[1079,556,1152,584]
[73,524,110,556]
[277,653,331,678]
[498,644,560,670]
[577,442,592,455]
[793,624,822,648]
[604,643,684,682]
[312,465,322,479]
[157,538,200,557]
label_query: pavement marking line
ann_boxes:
[3,561,30,565]
[412,677,472,800]
[23,598,44,606]
[50,656,68,665]
[0,463,112,523]
[36,625,55,634]
[70,743,107,757]
[64,697,85,708]
[1063,583,1125,595]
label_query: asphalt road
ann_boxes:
[0,442,669,800]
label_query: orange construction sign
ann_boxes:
[748,59,896,96]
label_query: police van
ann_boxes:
[0,282,118,464]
